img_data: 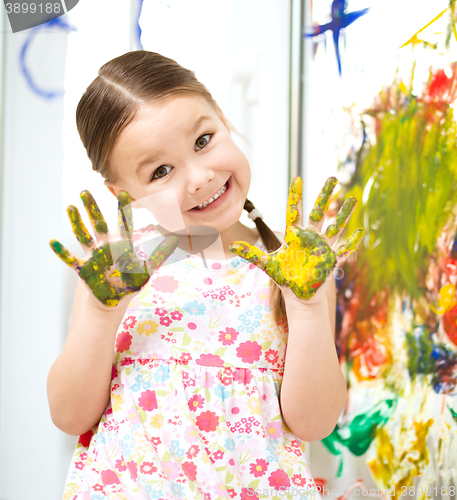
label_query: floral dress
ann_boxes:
[63,225,321,500]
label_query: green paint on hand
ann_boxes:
[67,205,93,246]
[309,177,337,222]
[50,190,179,307]
[80,190,108,234]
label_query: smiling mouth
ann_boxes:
[191,180,230,210]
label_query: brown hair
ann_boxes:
[76,50,287,330]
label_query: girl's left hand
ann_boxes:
[229,176,365,300]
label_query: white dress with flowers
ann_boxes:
[63,225,321,500]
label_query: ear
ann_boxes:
[104,180,137,202]
[216,105,231,134]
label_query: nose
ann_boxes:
[185,161,215,194]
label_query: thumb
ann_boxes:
[228,241,268,270]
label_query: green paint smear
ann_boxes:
[49,239,78,267]
[448,405,457,423]
[342,74,457,303]
[80,190,108,234]
[321,399,397,476]
[336,197,357,227]
[67,206,93,246]
[310,177,337,222]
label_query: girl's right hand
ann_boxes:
[50,190,179,309]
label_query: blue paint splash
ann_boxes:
[304,0,369,75]
[20,17,76,99]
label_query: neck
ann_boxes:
[156,221,259,260]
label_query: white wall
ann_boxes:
[0,18,77,500]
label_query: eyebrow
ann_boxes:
[135,115,213,176]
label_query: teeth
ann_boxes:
[194,183,227,210]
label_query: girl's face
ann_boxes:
[107,95,251,236]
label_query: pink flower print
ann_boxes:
[241,488,259,500]
[138,390,158,411]
[93,485,105,492]
[80,453,87,461]
[111,366,118,382]
[188,394,205,412]
[159,316,172,327]
[196,410,219,432]
[151,275,179,293]
[220,376,232,386]
[180,352,192,363]
[115,458,127,472]
[75,461,84,470]
[250,458,269,477]
[115,331,132,353]
[265,421,282,440]
[122,316,137,329]
[236,341,262,363]
[101,469,121,485]
[218,327,239,346]
[186,444,200,458]
[213,449,224,460]
[182,461,198,481]
[140,461,157,474]
[205,446,216,464]
[227,397,248,417]
[196,353,224,366]
[163,461,180,480]
[264,349,279,365]
[155,307,167,316]
[198,371,215,388]
[151,436,161,446]
[291,474,307,486]
[255,287,269,305]
[128,406,142,425]
[184,425,200,444]
[228,489,236,499]
[170,310,183,321]
[127,460,138,481]
[268,469,291,489]
[233,368,253,385]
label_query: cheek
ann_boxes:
[135,187,187,232]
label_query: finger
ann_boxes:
[286,177,303,228]
[117,191,133,241]
[308,177,338,229]
[228,241,268,270]
[49,239,82,271]
[67,205,94,248]
[80,190,108,241]
[325,197,357,244]
[145,235,180,275]
[335,228,365,263]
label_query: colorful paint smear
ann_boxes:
[229,176,364,299]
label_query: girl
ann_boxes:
[47,51,363,500]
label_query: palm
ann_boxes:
[50,191,179,307]
[229,177,364,299]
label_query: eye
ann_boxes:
[151,165,172,181]
[195,134,212,151]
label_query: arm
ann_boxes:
[279,282,346,443]
[47,190,179,436]
[326,275,337,337]
[47,279,130,436]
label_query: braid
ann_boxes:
[244,199,288,333]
